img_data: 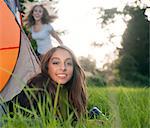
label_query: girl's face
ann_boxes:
[32,6,43,21]
[48,49,74,85]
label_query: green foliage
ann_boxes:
[118,55,138,76]
[87,75,106,87]
[87,87,110,117]
[0,88,106,128]
[23,26,37,51]
[1,86,149,127]
[98,8,122,27]
[117,6,149,85]
[18,0,29,12]
[117,87,150,128]
[78,56,96,73]
[97,3,149,87]
[30,39,37,51]
[88,86,150,128]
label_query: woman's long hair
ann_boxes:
[41,46,87,117]
[27,4,57,27]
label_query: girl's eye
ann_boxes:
[52,61,60,65]
[66,61,73,66]
[39,10,42,13]
[34,9,42,13]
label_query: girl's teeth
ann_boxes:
[57,74,66,77]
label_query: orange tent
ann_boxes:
[0,0,40,101]
[0,0,20,91]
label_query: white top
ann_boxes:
[31,24,53,54]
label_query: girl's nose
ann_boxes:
[60,63,67,71]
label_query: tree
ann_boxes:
[95,1,149,86]
[118,6,149,85]
[78,56,96,74]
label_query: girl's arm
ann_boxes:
[51,30,63,45]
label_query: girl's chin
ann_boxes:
[55,80,68,85]
[56,82,66,85]
[34,18,41,21]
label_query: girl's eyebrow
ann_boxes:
[51,57,60,60]
[51,57,72,61]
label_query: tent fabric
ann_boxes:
[4,0,17,14]
[0,31,40,102]
[0,0,20,91]
[4,0,22,25]
[0,0,40,102]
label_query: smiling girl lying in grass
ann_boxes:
[7,45,87,122]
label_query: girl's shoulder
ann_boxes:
[27,73,49,88]
[43,23,53,30]
[45,23,52,26]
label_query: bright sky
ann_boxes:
[53,0,128,68]
[39,0,149,69]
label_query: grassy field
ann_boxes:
[0,86,149,128]
[88,86,150,128]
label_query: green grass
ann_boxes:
[0,86,149,128]
[88,86,150,128]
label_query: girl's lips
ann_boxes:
[35,15,40,17]
[57,73,67,78]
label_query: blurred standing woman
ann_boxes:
[27,4,63,59]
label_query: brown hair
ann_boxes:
[41,46,87,117]
[27,4,57,27]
